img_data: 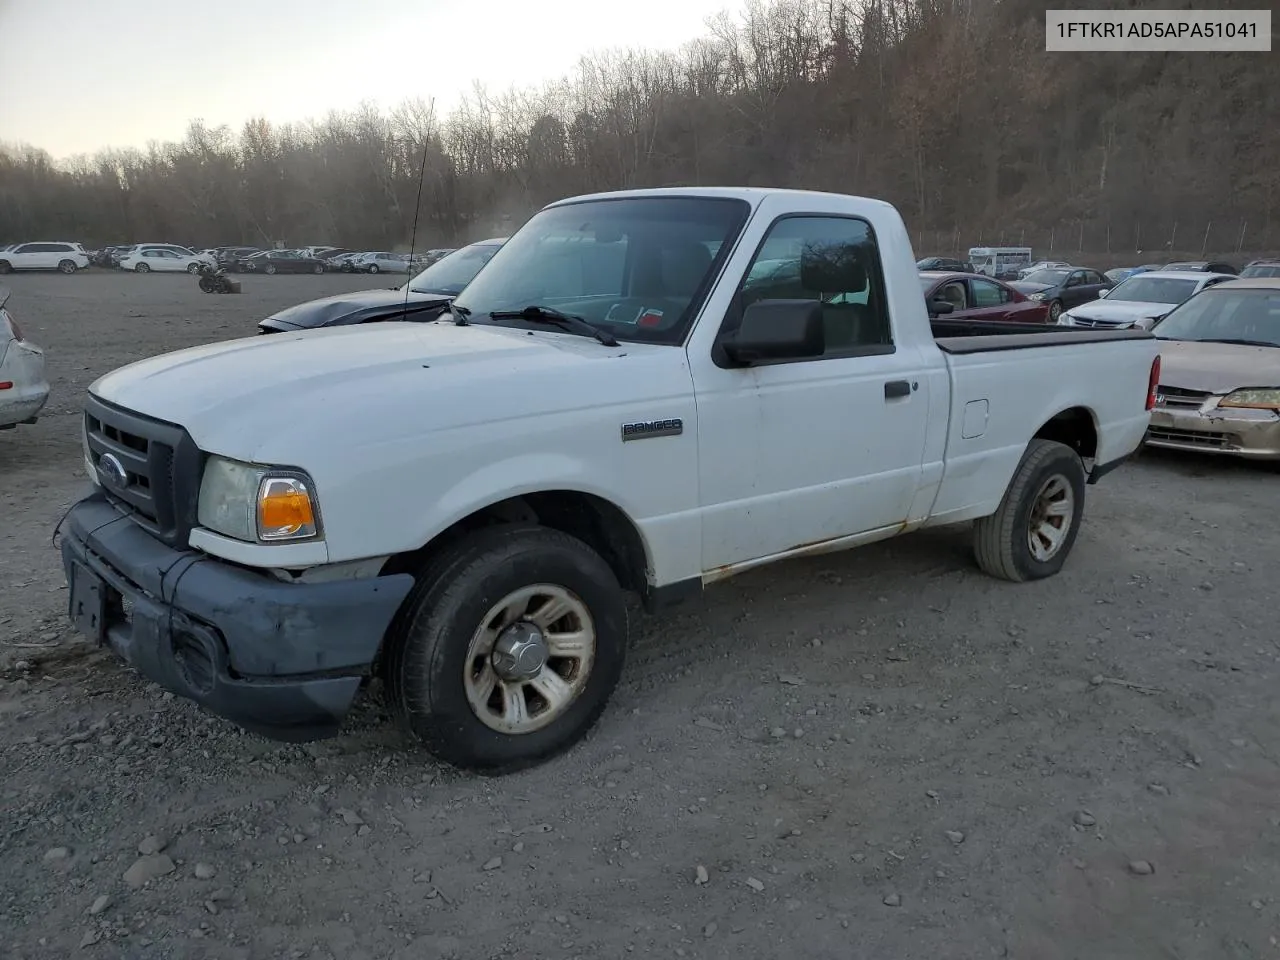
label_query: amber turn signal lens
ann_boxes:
[257,477,318,540]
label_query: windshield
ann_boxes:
[1154,289,1280,346]
[452,196,750,344]
[1107,276,1198,304]
[1024,268,1069,284]
[408,243,502,294]
[1241,264,1280,278]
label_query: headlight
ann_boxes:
[197,456,322,543]
[1218,388,1280,411]
[1028,293,1047,301]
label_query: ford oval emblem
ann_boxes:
[97,453,128,489]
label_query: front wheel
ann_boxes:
[0,260,12,274]
[383,525,628,772]
[134,263,150,273]
[973,438,1086,582]
[1048,299,1063,322]
[187,262,202,274]
[58,259,77,274]
[367,264,379,274]
[312,263,324,274]
[264,263,277,275]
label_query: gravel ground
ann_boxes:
[2,271,1279,960]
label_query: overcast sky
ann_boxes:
[0,0,738,160]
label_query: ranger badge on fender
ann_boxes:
[621,418,684,442]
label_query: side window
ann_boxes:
[1065,271,1084,287]
[726,215,892,357]
[13,243,33,254]
[970,279,1008,307]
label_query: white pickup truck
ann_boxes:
[61,188,1161,771]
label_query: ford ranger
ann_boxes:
[60,188,1161,771]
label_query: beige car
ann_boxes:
[1145,277,1280,459]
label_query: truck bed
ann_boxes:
[931,317,1154,354]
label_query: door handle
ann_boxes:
[884,380,912,399]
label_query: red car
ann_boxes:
[920,271,1050,324]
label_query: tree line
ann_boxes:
[1,0,1276,255]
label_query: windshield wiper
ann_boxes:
[450,303,472,326]
[1194,337,1279,348]
[488,305,619,346]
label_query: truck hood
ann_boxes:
[89,321,676,463]
[1154,338,1280,394]
[263,287,449,329]
[1067,300,1174,324]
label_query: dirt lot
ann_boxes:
[2,270,1278,960]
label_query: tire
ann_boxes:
[312,263,324,274]
[58,259,77,274]
[0,260,11,274]
[972,438,1086,583]
[187,262,201,274]
[134,263,150,273]
[1048,299,1063,322]
[264,263,277,275]
[368,264,379,274]
[383,524,628,772]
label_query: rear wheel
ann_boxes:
[0,260,12,274]
[58,259,77,274]
[368,263,380,274]
[187,262,201,274]
[384,525,628,772]
[972,438,1086,582]
[264,263,277,275]
[134,262,150,273]
[312,263,324,274]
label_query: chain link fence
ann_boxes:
[912,218,1279,269]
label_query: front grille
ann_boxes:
[84,395,203,547]
[1147,427,1232,449]
[1070,316,1127,328]
[1156,385,1212,409]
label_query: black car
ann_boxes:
[1009,266,1114,322]
[258,238,505,333]
[1163,260,1238,275]
[916,256,975,272]
[215,246,261,266]
[235,250,327,274]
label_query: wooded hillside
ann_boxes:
[2,0,1276,256]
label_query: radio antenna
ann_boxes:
[403,98,434,316]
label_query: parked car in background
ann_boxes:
[421,248,456,265]
[91,245,130,268]
[0,289,50,429]
[133,244,216,268]
[920,271,1050,323]
[1104,264,1162,283]
[1240,258,1280,279]
[213,246,260,266]
[1017,260,1072,280]
[120,248,208,274]
[351,252,412,274]
[1010,266,1114,322]
[1163,260,1238,275]
[0,242,90,274]
[235,250,327,274]
[328,252,368,272]
[916,256,974,272]
[109,245,138,268]
[1145,277,1280,459]
[1059,271,1235,329]
[258,238,507,334]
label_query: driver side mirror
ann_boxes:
[928,299,955,316]
[1097,288,1110,298]
[723,300,825,365]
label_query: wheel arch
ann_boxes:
[1031,405,1098,461]
[380,489,654,608]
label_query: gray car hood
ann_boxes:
[1067,300,1175,324]
[1155,338,1280,394]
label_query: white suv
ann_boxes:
[0,242,90,274]
[133,244,216,267]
